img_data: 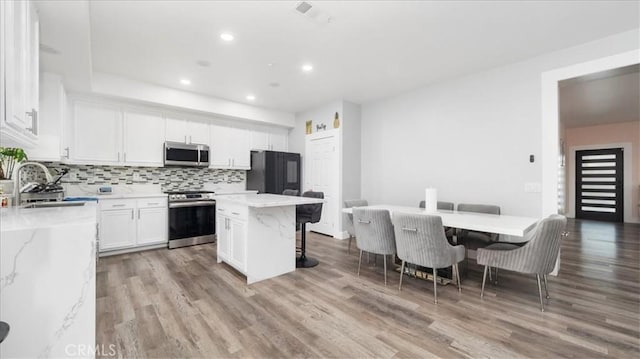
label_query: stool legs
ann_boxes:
[296,223,319,268]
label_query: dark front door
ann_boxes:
[575,148,623,222]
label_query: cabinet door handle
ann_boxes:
[117,152,121,162]
[184,135,187,143]
[131,210,134,220]
[63,147,70,159]
[124,152,127,162]
[147,202,159,206]
[138,209,140,219]
[112,204,126,207]
[232,212,240,216]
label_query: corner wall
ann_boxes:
[360,29,639,218]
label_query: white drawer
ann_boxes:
[137,197,167,209]
[99,198,136,210]
[217,202,248,220]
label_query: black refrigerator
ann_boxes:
[246,151,301,194]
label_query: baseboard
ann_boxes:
[99,243,167,257]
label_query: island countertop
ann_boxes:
[214,193,323,208]
[0,202,98,232]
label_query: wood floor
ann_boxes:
[97,219,640,358]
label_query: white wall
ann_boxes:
[361,29,640,217]
[342,101,362,205]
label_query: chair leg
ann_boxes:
[454,264,461,292]
[357,250,363,276]
[383,255,387,286]
[536,274,545,312]
[348,237,352,254]
[481,265,488,298]
[543,274,550,299]
[488,266,492,282]
[399,260,405,291]
[433,267,438,304]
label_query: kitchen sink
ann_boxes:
[22,201,86,209]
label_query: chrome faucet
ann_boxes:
[12,162,54,206]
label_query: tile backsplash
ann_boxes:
[24,162,245,192]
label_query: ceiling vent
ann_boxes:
[295,2,313,15]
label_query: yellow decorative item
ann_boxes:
[333,112,340,129]
[305,120,312,134]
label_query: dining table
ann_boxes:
[342,205,539,240]
[342,204,542,284]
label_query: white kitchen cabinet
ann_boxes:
[68,100,166,166]
[0,0,39,147]
[270,130,288,152]
[230,218,247,271]
[250,128,288,152]
[216,213,230,260]
[72,101,122,163]
[166,117,210,145]
[29,73,66,161]
[136,206,168,245]
[99,196,168,253]
[99,207,136,251]
[216,205,247,273]
[210,124,251,169]
[123,110,165,165]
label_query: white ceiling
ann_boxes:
[560,65,640,128]
[38,1,639,113]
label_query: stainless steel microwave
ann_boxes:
[164,142,210,167]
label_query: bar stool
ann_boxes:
[296,191,324,268]
[0,321,9,343]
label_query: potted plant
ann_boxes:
[0,147,28,194]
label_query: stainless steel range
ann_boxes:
[166,190,216,249]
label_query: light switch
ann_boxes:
[524,182,542,193]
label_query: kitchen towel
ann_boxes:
[424,188,437,213]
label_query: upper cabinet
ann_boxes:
[210,125,251,170]
[68,100,165,166]
[250,128,288,152]
[166,117,209,145]
[72,101,122,164]
[29,73,67,161]
[123,110,165,165]
[1,0,39,147]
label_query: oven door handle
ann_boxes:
[169,201,216,208]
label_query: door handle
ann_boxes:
[138,209,140,219]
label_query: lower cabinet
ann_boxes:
[216,207,247,273]
[98,196,168,253]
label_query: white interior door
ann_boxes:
[305,131,339,237]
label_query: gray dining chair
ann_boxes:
[477,214,567,312]
[418,200,454,211]
[352,208,396,285]
[456,203,501,249]
[393,213,465,303]
[344,199,368,254]
[419,200,455,238]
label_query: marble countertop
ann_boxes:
[215,193,324,208]
[214,190,258,195]
[0,202,98,232]
[93,193,167,200]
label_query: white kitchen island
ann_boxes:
[215,194,323,284]
[0,203,97,358]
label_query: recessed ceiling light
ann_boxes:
[196,60,211,67]
[220,33,234,42]
[302,64,313,72]
[269,82,280,88]
[180,79,191,85]
[246,94,256,101]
